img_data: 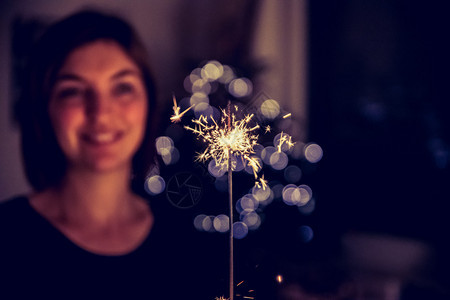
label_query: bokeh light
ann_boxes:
[190,91,209,106]
[155,136,174,156]
[269,151,289,170]
[260,99,280,120]
[218,65,236,84]
[237,194,259,212]
[145,175,166,196]
[183,69,201,93]
[297,184,312,206]
[298,225,314,243]
[282,185,301,206]
[201,60,224,81]
[194,214,208,231]
[241,210,261,230]
[155,136,179,165]
[208,159,227,177]
[202,215,215,232]
[213,214,230,233]
[233,222,249,239]
[194,102,214,119]
[228,78,253,98]
[161,146,180,165]
[282,183,313,206]
[252,184,271,203]
[304,143,323,163]
[261,146,277,165]
[192,78,212,94]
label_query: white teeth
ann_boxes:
[90,133,115,143]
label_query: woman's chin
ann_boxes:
[69,156,132,174]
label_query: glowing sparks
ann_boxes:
[235,295,255,299]
[264,125,271,133]
[276,275,283,283]
[235,281,255,299]
[276,132,295,153]
[215,297,228,300]
[170,94,193,123]
[255,174,268,190]
[283,113,292,119]
[185,106,261,178]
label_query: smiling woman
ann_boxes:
[0,10,206,299]
[17,10,158,193]
[48,41,148,174]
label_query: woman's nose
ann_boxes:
[85,90,112,121]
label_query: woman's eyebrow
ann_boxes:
[111,69,141,80]
[54,69,141,84]
[54,73,84,83]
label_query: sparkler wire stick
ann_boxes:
[228,149,234,300]
[227,101,234,300]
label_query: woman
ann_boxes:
[0,10,215,299]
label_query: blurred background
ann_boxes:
[1,0,449,299]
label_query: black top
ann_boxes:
[0,196,222,299]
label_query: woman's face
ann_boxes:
[48,40,148,173]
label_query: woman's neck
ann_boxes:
[29,167,153,256]
[34,167,140,228]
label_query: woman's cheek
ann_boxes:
[126,100,148,130]
[50,105,84,145]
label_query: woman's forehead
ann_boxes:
[57,40,140,79]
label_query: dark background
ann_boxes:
[308,1,450,297]
[310,0,449,244]
[154,1,450,298]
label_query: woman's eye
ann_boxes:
[54,87,84,101]
[113,83,135,97]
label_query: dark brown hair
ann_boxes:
[17,10,158,194]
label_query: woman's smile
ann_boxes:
[81,130,123,145]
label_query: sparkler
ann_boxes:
[184,101,263,300]
[170,94,193,123]
[172,60,301,300]
[182,102,295,299]
[184,103,262,182]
